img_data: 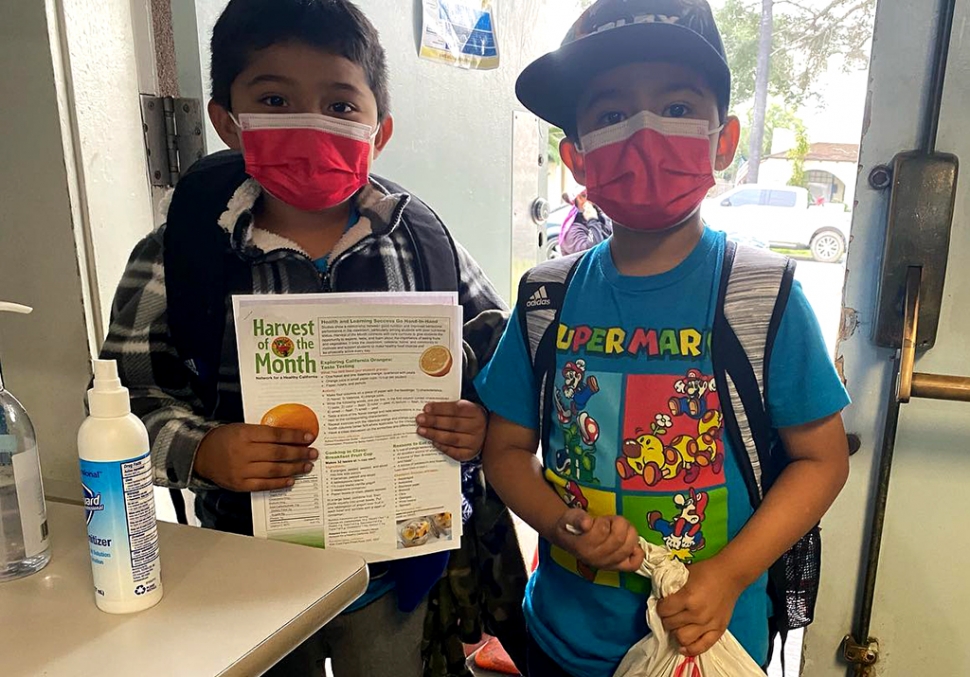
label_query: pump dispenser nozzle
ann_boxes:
[88,359,132,418]
[0,302,33,391]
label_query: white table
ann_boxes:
[0,501,368,676]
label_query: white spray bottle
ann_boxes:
[0,302,51,581]
[78,359,163,613]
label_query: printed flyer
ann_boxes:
[420,0,500,70]
[232,292,464,562]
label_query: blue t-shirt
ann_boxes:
[475,229,849,677]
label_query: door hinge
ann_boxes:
[139,95,206,187]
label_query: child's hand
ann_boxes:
[416,400,487,462]
[656,557,745,657]
[554,509,644,572]
[194,423,317,492]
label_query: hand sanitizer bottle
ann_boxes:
[78,359,163,613]
[0,302,51,581]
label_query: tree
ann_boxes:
[715,0,876,182]
[747,0,774,183]
[787,124,811,188]
[739,103,806,162]
[548,126,565,165]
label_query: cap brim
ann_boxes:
[517,22,731,133]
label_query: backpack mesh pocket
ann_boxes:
[780,524,821,630]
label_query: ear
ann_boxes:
[561,138,587,186]
[208,100,241,151]
[714,115,741,172]
[372,115,395,161]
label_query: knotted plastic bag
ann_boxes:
[613,540,765,677]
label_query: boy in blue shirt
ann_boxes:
[476,1,851,675]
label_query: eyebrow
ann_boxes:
[579,87,624,112]
[661,84,708,98]
[329,81,365,96]
[245,74,298,88]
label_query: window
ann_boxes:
[805,170,835,186]
[767,190,798,208]
[724,189,763,207]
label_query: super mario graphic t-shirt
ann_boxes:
[476,229,849,677]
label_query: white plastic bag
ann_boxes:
[613,540,765,677]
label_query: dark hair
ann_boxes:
[210,0,390,119]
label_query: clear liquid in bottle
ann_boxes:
[0,387,51,581]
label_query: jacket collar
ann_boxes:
[214,178,412,260]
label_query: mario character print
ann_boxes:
[646,488,708,562]
[668,369,716,419]
[553,359,602,483]
[619,371,725,492]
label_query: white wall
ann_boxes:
[803,0,970,673]
[59,0,156,325]
[0,1,91,497]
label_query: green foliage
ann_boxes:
[715,0,875,112]
[548,127,566,165]
[787,122,811,187]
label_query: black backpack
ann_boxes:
[161,151,463,528]
[516,240,817,660]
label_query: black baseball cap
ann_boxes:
[517,0,731,134]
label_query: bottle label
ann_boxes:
[1,436,49,558]
[81,451,161,602]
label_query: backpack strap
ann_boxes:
[369,175,461,297]
[515,254,585,448]
[164,150,252,416]
[712,240,802,663]
[712,241,795,504]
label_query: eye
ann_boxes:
[664,103,692,118]
[329,102,357,115]
[597,111,627,128]
[259,95,287,108]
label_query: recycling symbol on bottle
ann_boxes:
[135,585,146,595]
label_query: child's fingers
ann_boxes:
[416,413,468,435]
[432,444,480,462]
[559,508,594,537]
[656,591,690,619]
[243,477,296,492]
[417,426,477,449]
[422,401,461,418]
[454,400,486,418]
[248,425,315,446]
[616,545,645,572]
[680,629,722,657]
[673,624,708,651]
[658,608,696,631]
[246,460,314,479]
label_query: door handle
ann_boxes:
[898,266,970,403]
[845,267,969,675]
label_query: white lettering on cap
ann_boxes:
[594,13,681,35]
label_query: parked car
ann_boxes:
[701,184,850,263]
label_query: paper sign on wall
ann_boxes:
[420,0,500,70]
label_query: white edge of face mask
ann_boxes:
[580,110,720,154]
[234,112,375,142]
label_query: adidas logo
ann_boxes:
[526,286,552,308]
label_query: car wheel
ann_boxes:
[544,238,561,260]
[810,231,846,263]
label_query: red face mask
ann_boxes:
[236,113,374,212]
[581,111,720,232]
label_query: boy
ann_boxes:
[100,1,518,675]
[477,1,851,675]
